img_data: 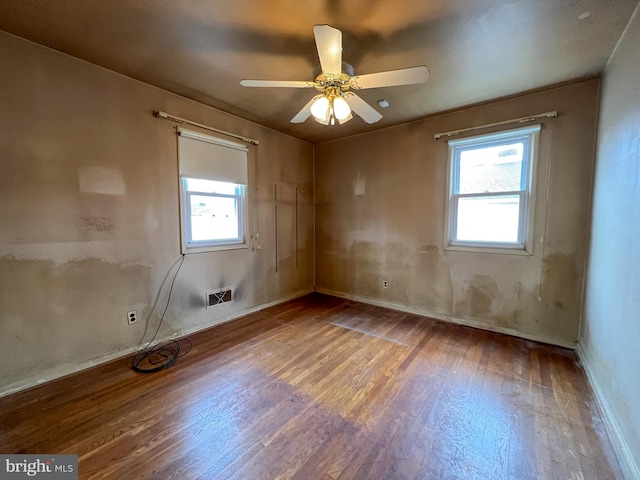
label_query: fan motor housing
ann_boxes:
[313,62,355,80]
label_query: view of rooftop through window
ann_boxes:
[458,143,524,193]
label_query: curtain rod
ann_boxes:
[434,111,557,140]
[154,110,259,145]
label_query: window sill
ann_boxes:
[182,243,249,255]
[444,243,533,256]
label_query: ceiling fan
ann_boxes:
[240,24,430,126]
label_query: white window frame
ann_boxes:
[177,129,249,254]
[180,179,247,252]
[444,124,540,255]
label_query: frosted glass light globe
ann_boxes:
[310,96,330,121]
[333,97,351,120]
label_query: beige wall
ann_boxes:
[315,79,599,346]
[0,32,314,394]
[581,5,640,477]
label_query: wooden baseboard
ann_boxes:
[576,343,640,480]
[314,288,576,349]
[0,289,313,398]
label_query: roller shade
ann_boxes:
[178,128,248,184]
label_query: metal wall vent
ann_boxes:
[206,288,233,309]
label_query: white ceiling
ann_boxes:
[0,0,637,143]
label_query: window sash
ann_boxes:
[453,137,530,195]
[450,191,527,248]
[183,182,245,248]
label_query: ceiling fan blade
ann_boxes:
[349,66,430,90]
[343,93,382,124]
[313,25,342,76]
[240,80,316,88]
[291,96,320,124]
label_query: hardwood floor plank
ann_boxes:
[0,293,623,479]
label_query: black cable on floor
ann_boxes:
[131,255,193,373]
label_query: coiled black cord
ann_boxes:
[131,255,192,373]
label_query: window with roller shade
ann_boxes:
[177,128,248,253]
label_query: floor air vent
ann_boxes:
[206,288,233,309]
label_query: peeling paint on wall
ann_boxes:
[353,172,366,196]
[74,215,115,240]
[0,31,314,394]
[0,256,151,386]
[316,79,599,346]
[541,252,579,310]
[468,275,498,315]
[77,166,125,195]
[416,245,453,311]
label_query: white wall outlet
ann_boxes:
[382,280,389,289]
[127,310,138,325]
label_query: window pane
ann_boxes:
[456,195,520,243]
[186,178,238,195]
[189,195,239,241]
[458,142,524,194]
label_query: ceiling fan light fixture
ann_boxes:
[311,93,352,126]
[310,95,330,122]
[337,110,353,125]
[333,96,351,121]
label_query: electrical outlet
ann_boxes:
[127,310,138,325]
[382,280,389,289]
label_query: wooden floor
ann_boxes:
[0,294,622,479]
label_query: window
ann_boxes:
[177,129,248,253]
[445,125,540,254]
